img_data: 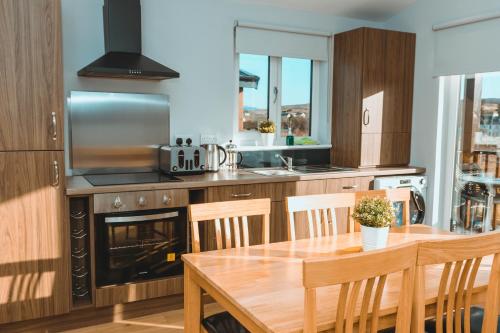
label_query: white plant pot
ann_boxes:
[361,225,390,251]
[260,133,275,146]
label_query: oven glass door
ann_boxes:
[95,209,187,287]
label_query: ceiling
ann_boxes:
[232,0,417,21]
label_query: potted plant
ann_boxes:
[258,120,276,146]
[351,196,395,251]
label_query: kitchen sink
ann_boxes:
[293,165,354,173]
[250,169,299,176]
[249,165,354,177]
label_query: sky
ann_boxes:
[481,72,500,99]
[240,54,311,109]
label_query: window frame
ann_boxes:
[236,54,321,145]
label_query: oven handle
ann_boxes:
[104,211,179,224]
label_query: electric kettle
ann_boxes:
[202,144,227,172]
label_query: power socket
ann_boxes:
[200,134,218,145]
[174,134,195,146]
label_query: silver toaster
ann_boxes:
[160,143,206,175]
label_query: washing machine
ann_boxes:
[374,175,427,225]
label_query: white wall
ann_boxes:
[384,0,500,225]
[61,0,381,166]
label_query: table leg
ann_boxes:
[411,265,425,333]
[184,264,202,333]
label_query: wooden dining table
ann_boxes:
[182,225,493,333]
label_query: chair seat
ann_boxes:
[202,311,250,333]
[424,306,500,333]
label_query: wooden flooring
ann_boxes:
[66,303,222,333]
[0,296,222,333]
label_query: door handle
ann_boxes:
[51,160,60,187]
[342,185,358,190]
[50,112,57,141]
[362,108,370,126]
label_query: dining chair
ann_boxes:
[285,192,356,241]
[414,232,500,333]
[285,188,412,240]
[188,198,271,253]
[188,198,271,333]
[354,188,412,227]
[302,242,418,333]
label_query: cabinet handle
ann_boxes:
[342,185,358,190]
[137,196,147,207]
[162,194,172,205]
[231,193,253,198]
[50,112,57,141]
[362,108,370,126]
[51,160,60,187]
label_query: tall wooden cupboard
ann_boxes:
[331,27,416,168]
[0,0,69,324]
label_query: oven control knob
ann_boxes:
[162,194,171,205]
[113,196,123,209]
[138,196,147,207]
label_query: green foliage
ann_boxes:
[258,120,276,133]
[351,197,395,228]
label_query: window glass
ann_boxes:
[281,57,312,137]
[238,54,269,131]
[450,72,500,233]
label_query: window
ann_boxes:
[448,72,500,233]
[238,54,316,140]
[281,57,312,137]
[239,54,269,131]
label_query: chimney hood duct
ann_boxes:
[77,0,179,80]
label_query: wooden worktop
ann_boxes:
[66,166,425,196]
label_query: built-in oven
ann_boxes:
[95,207,187,287]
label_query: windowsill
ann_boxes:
[238,144,332,152]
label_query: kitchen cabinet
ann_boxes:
[0,151,69,324]
[0,0,67,324]
[332,27,415,168]
[0,0,64,151]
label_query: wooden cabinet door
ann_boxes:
[0,0,64,151]
[0,151,69,324]
[383,31,416,134]
[325,177,373,234]
[361,28,386,134]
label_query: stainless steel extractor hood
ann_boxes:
[77,0,179,80]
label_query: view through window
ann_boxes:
[238,54,269,131]
[238,54,313,137]
[451,72,500,233]
[281,58,312,137]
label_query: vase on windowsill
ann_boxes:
[258,120,276,147]
[351,196,395,251]
[260,133,275,146]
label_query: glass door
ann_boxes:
[451,72,500,233]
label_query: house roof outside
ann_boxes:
[239,69,260,89]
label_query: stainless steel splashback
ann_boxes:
[69,91,170,175]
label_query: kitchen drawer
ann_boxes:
[325,176,373,193]
[94,189,189,213]
[208,182,294,203]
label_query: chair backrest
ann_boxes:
[302,243,418,333]
[285,192,356,241]
[285,188,411,240]
[416,232,500,333]
[188,198,271,253]
[354,188,411,227]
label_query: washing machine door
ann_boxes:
[410,187,425,224]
